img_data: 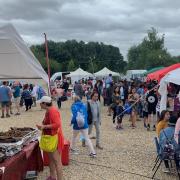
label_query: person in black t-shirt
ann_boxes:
[146,86,158,131]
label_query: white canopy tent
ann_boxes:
[94,67,120,77]
[66,68,93,84]
[0,24,48,83]
[159,68,180,112]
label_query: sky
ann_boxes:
[0,0,180,60]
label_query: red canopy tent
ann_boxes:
[147,63,180,82]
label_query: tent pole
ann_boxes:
[44,33,51,96]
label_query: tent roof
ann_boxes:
[158,68,180,113]
[160,68,180,86]
[94,67,120,77]
[147,63,180,82]
[67,68,93,77]
[0,24,48,82]
[144,66,164,75]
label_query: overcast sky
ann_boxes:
[0,0,180,59]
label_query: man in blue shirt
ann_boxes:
[0,81,12,118]
[105,74,112,89]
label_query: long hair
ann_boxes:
[91,91,98,99]
[158,110,169,122]
[113,86,120,95]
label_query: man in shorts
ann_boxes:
[0,81,12,118]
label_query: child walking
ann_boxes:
[116,99,124,129]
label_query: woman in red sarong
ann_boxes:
[36,96,64,180]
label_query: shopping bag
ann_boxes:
[39,134,58,152]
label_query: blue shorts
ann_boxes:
[1,101,10,108]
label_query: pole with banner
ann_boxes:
[44,33,51,95]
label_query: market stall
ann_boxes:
[94,67,120,77]
[143,66,164,76]
[66,68,93,84]
[147,63,180,82]
[159,68,180,113]
[0,128,43,180]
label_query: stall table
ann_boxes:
[0,141,43,180]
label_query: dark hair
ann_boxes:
[44,102,52,107]
[159,110,169,122]
[23,84,29,90]
[91,91,98,99]
[2,81,7,85]
[113,86,120,94]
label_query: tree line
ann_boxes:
[31,40,125,75]
[31,28,179,75]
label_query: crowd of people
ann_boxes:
[0,81,46,118]
[1,74,180,180]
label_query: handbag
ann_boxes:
[39,134,58,152]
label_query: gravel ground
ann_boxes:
[0,99,179,180]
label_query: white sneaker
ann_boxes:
[162,168,170,173]
[89,153,96,158]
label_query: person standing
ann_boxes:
[128,87,139,128]
[111,86,120,123]
[31,84,38,107]
[62,79,69,94]
[21,84,33,111]
[36,96,64,180]
[73,81,84,100]
[146,86,158,131]
[55,84,64,109]
[88,92,103,150]
[0,81,12,118]
[12,81,21,115]
[105,74,112,88]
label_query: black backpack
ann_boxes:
[87,101,93,125]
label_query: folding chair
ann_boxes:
[152,136,180,179]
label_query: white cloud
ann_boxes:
[0,0,179,59]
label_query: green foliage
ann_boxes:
[67,59,76,71]
[127,28,174,70]
[31,40,125,74]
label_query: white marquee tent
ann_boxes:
[0,24,48,83]
[159,68,180,112]
[67,68,93,84]
[94,67,120,77]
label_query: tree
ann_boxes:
[127,28,173,70]
[67,59,76,71]
[31,40,126,74]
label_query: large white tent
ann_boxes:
[94,67,120,77]
[159,68,180,112]
[0,24,48,83]
[67,68,93,84]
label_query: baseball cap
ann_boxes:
[38,96,52,104]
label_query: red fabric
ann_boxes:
[0,141,43,180]
[147,63,180,82]
[43,140,70,166]
[42,106,64,152]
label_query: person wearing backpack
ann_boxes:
[70,95,96,157]
[88,92,103,150]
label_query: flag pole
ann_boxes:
[44,33,51,95]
